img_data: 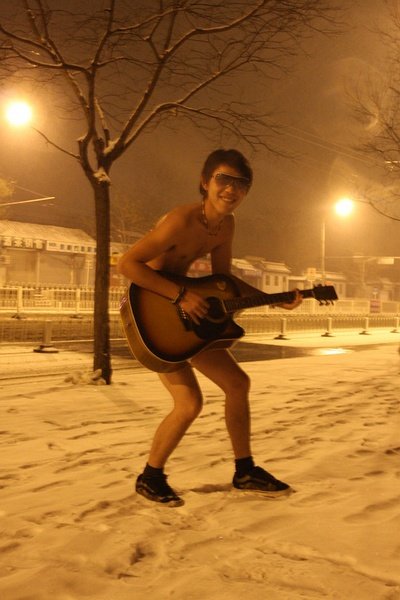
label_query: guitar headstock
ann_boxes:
[312,284,338,305]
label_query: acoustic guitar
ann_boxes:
[120,272,338,373]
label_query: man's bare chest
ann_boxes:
[167,229,219,261]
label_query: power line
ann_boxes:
[0,197,55,207]
[283,125,384,169]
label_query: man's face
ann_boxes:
[202,163,250,215]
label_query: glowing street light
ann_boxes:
[0,101,55,210]
[334,197,354,218]
[5,101,33,127]
[321,197,354,282]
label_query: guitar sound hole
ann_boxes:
[206,296,226,321]
[193,297,227,340]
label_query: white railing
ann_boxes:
[0,284,126,314]
[1,313,399,347]
[0,284,399,315]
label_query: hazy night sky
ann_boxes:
[1,0,398,274]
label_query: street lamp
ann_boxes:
[321,197,354,283]
[4,100,33,127]
[1,101,55,209]
[334,197,354,218]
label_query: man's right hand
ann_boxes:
[179,290,209,325]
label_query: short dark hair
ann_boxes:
[199,149,253,197]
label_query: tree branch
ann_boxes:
[32,127,80,160]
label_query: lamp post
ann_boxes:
[321,220,326,283]
[321,197,354,283]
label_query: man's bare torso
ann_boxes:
[147,201,231,275]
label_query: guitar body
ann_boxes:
[120,272,338,373]
[120,273,245,373]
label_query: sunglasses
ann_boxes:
[212,172,250,192]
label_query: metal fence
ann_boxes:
[237,313,400,337]
[0,285,125,314]
[1,312,399,346]
[1,284,399,315]
[1,284,400,346]
[0,315,124,344]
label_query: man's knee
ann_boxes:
[177,392,203,423]
[225,370,251,397]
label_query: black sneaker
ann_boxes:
[232,466,292,498]
[135,473,184,507]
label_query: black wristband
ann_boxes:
[171,286,186,305]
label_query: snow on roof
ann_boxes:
[232,258,258,270]
[244,256,291,274]
[0,220,95,245]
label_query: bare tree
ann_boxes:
[0,0,341,383]
[0,177,14,219]
[352,0,400,221]
[0,177,14,200]
[111,190,147,246]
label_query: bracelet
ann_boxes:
[171,286,186,305]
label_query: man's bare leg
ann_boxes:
[136,364,203,506]
[191,348,292,497]
[191,348,251,459]
[147,364,203,468]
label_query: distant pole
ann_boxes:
[321,220,326,284]
[33,320,59,353]
[274,317,289,340]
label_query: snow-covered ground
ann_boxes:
[0,331,399,599]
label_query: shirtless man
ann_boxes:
[118,149,301,507]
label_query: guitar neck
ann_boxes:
[224,289,315,313]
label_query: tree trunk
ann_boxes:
[93,181,112,384]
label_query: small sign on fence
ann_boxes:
[369,299,381,313]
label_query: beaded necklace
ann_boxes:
[201,198,225,236]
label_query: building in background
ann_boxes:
[0,220,96,286]
[189,255,291,293]
[4,220,399,303]
[289,268,347,298]
[244,256,291,293]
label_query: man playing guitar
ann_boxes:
[118,149,302,507]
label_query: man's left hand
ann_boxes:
[274,289,302,310]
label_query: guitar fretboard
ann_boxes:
[224,289,314,313]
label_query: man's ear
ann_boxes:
[201,177,209,193]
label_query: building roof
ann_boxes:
[0,220,95,246]
[244,255,291,274]
[232,258,263,276]
[289,270,346,283]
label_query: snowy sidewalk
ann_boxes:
[1,328,399,382]
[0,343,399,600]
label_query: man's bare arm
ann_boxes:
[117,212,209,323]
[118,215,184,300]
